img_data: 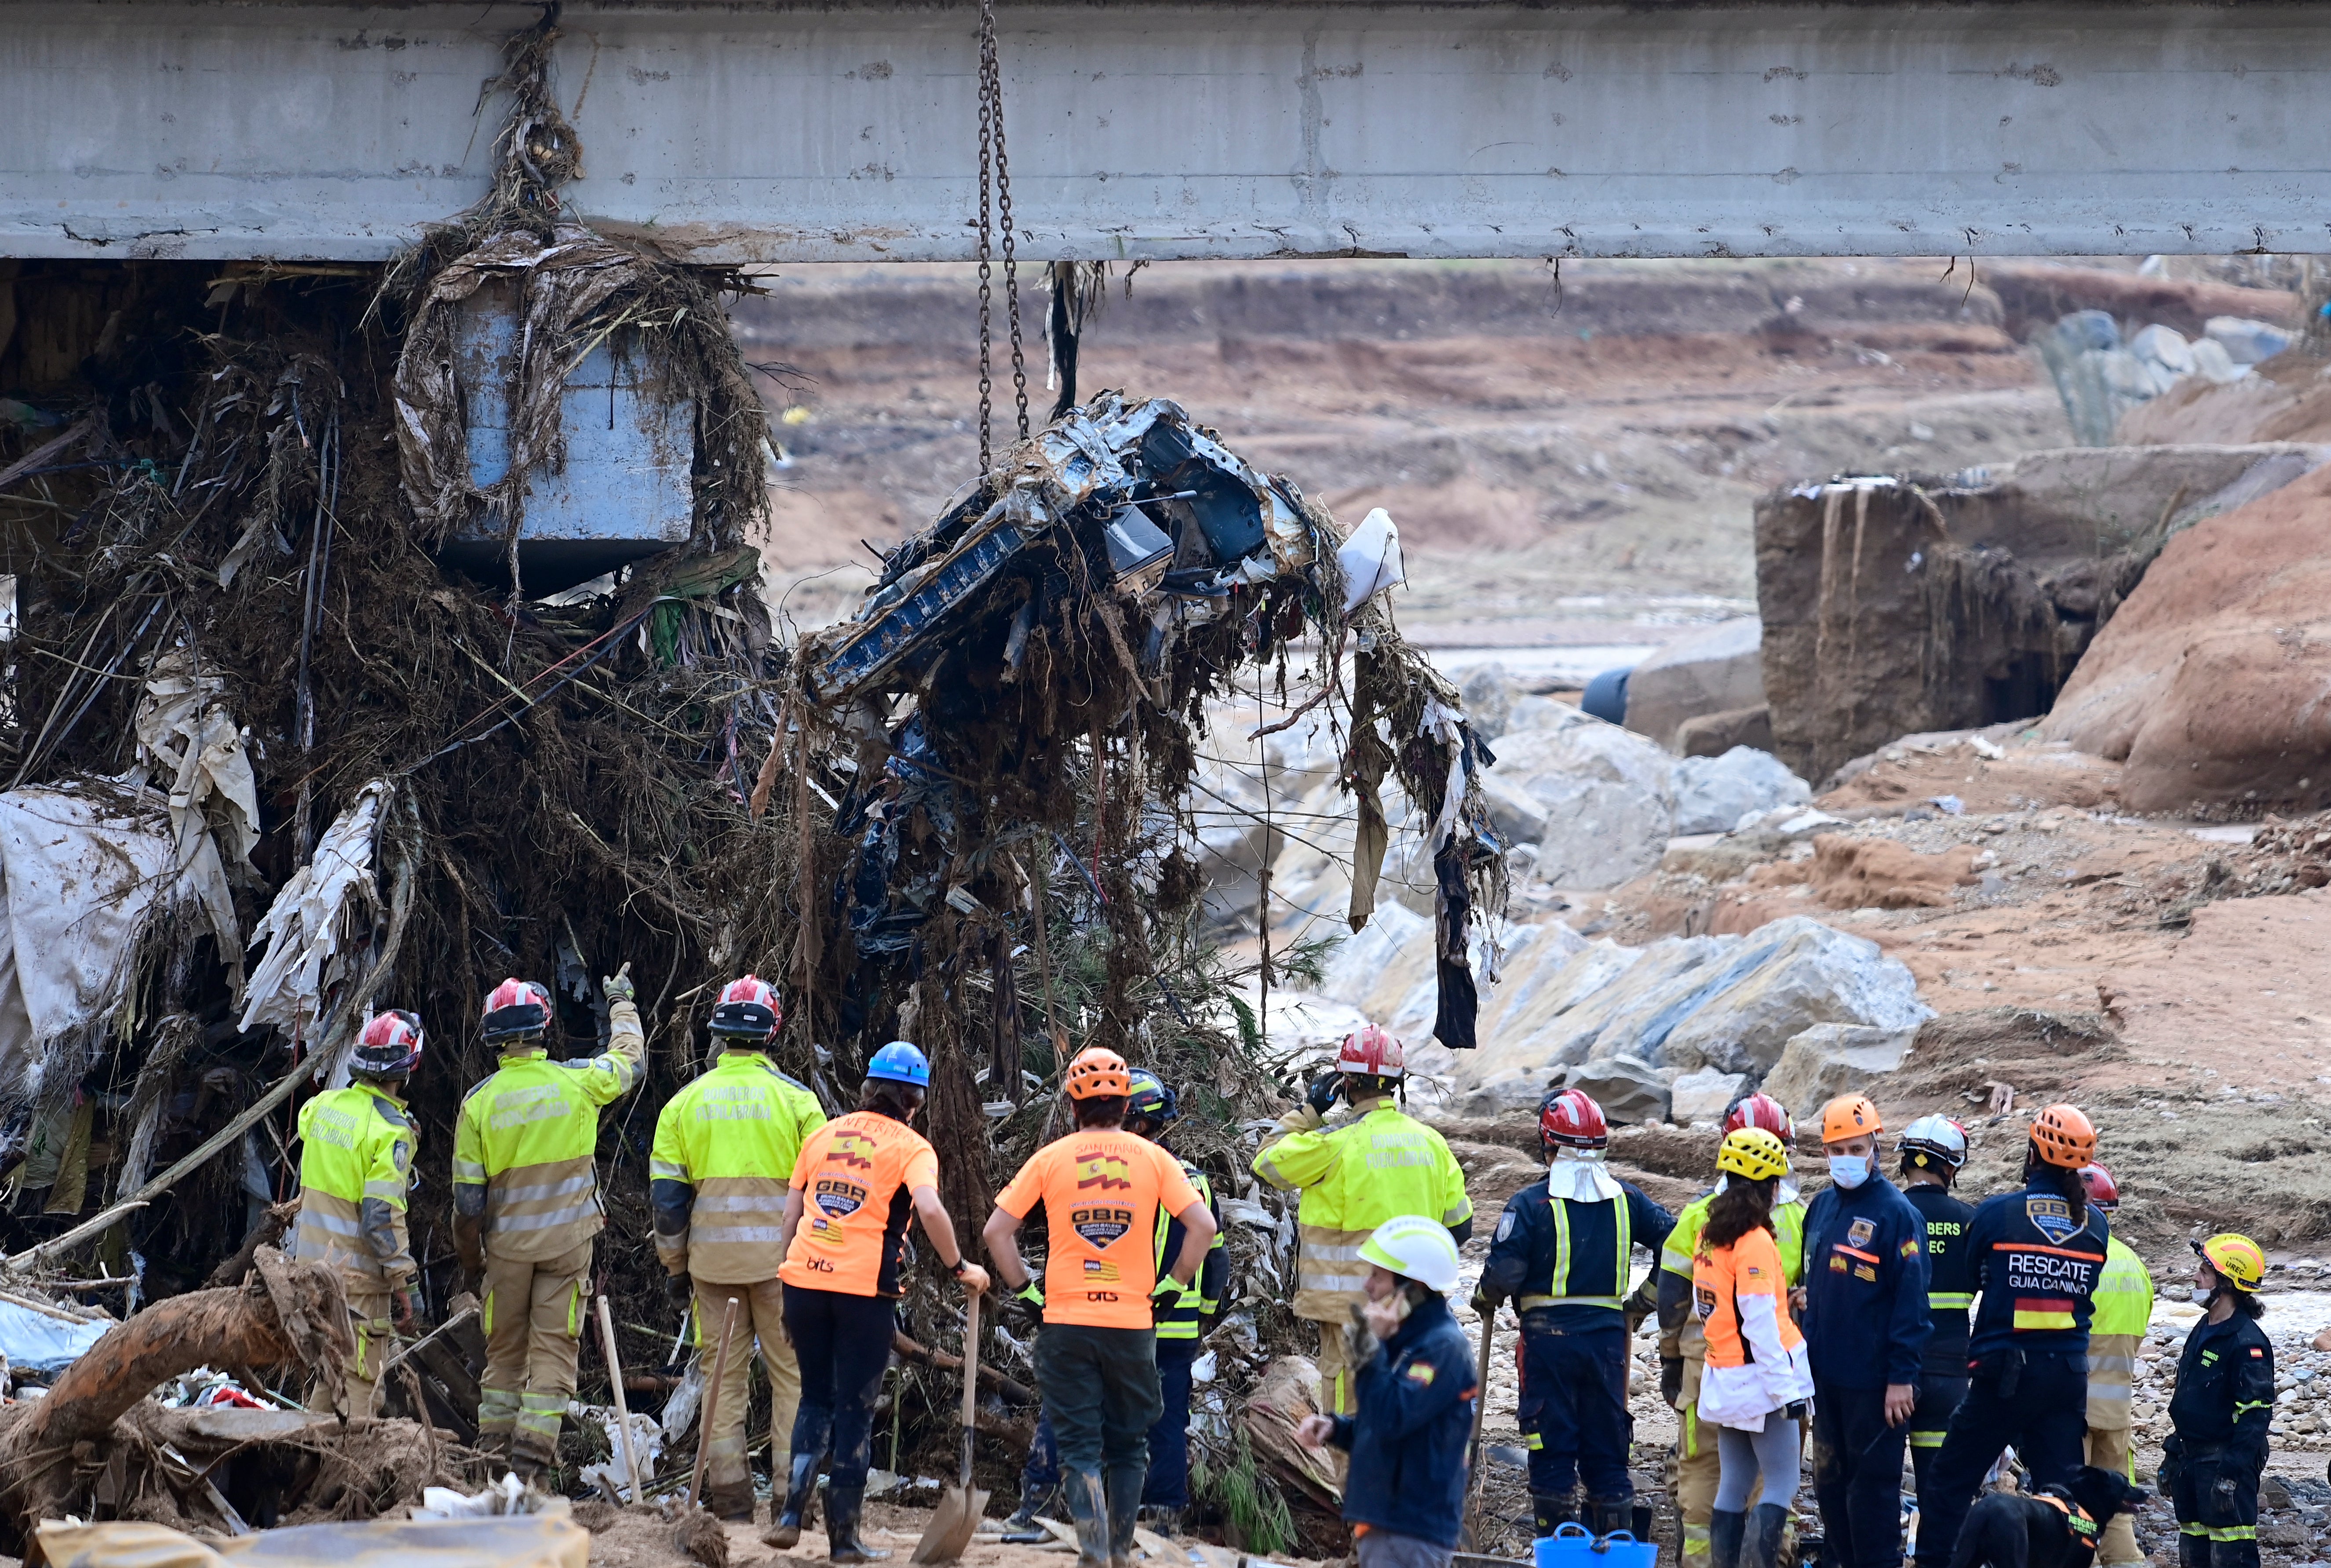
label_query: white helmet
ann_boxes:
[1357,1215,1461,1293]
[1897,1113,1970,1171]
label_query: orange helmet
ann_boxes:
[1064,1047,1132,1101]
[1821,1094,1882,1143]
[2029,1104,2098,1171]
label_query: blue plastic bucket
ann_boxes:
[1531,1523,1660,1568]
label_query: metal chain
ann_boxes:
[975,0,1029,464]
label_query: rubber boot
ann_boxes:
[1105,1467,1144,1568]
[763,1451,821,1549]
[1008,1475,1058,1529]
[1586,1497,1634,1539]
[827,1485,889,1564]
[1143,1508,1185,1539]
[1742,1503,1788,1568]
[1710,1508,1748,1568]
[1531,1492,1578,1538]
[1063,1468,1111,1568]
[707,1475,758,1524]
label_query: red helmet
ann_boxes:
[710,974,781,1039]
[481,978,551,1043]
[1539,1088,1609,1152]
[2078,1162,2120,1211]
[1337,1024,1405,1081]
[1724,1092,1794,1141]
[352,1010,424,1078]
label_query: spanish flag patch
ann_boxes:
[1405,1362,1437,1386]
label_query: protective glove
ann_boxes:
[1304,1074,1342,1118]
[667,1272,694,1311]
[1150,1276,1186,1306]
[1660,1357,1684,1409]
[391,1289,416,1333]
[604,962,636,1004]
[1015,1280,1046,1310]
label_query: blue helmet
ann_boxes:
[1126,1068,1177,1126]
[867,1040,931,1088]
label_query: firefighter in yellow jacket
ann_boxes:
[1252,1025,1471,1415]
[291,1009,424,1417]
[454,968,646,1472]
[650,976,828,1522]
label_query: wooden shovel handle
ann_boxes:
[686,1294,742,1512]
[956,1290,981,1487]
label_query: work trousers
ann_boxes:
[1516,1316,1632,1505]
[782,1283,897,1491]
[2086,1426,2142,1565]
[327,1281,394,1419]
[1809,1380,1908,1568]
[693,1276,800,1498]
[1911,1351,2090,1568]
[1312,1316,1361,1417]
[1142,1339,1199,1509]
[1905,1371,1967,1506]
[1034,1320,1163,1527]
[2172,1446,2261,1568]
[480,1240,593,1466]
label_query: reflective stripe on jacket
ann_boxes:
[453,999,646,1261]
[650,1049,828,1284]
[1693,1224,1813,1429]
[1660,1187,1804,1361]
[1252,1098,1471,1320]
[1153,1160,1226,1341]
[292,1083,417,1288]
[2087,1234,2155,1428]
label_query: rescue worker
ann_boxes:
[453,969,646,1473]
[1253,1024,1471,1418]
[2165,1233,2273,1568]
[1799,1094,1929,1568]
[1911,1104,2109,1568]
[1692,1128,1812,1568]
[1477,1087,1675,1539]
[985,1048,1219,1568]
[1293,1217,1478,1568]
[1655,1092,1805,1566]
[1895,1114,1976,1503]
[771,1042,988,1562]
[650,976,828,1523]
[290,1008,424,1417]
[1010,1069,1228,1535]
[2079,1163,2154,1568]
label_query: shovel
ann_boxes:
[911,1289,989,1564]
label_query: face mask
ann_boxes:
[1829,1154,1871,1189]
[2191,1287,2218,1308]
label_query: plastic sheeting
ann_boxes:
[132,649,261,982]
[239,780,390,1048]
[0,1295,112,1372]
[36,1516,590,1568]
[0,784,186,1106]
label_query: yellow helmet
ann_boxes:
[1716,1127,1791,1184]
[2193,1233,2266,1293]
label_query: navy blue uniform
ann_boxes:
[1801,1175,1930,1568]
[1326,1291,1479,1550]
[2167,1312,2273,1568]
[1911,1181,2110,1568]
[1901,1182,1976,1504]
[1481,1175,1673,1511]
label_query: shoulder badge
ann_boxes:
[2025,1195,2078,1245]
[1494,1210,1517,1243]
[1898,1237,1919,1259]
[1404,1361,1436,1386]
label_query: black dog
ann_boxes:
[1945,1464,2150,1568]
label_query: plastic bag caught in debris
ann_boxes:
[414,1470,569,1518]
[0,1295,111,1374]
[1336,507,1404,613]
[238,779,390,1047]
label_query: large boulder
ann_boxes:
[1563,1055,1671,1125]
[1760,1023,1916,1123]
[1624,619,1767,750]
[1460,663,1524,740]
[1669,1067,1747,1124]
[1488,710,1676,890]
[1677,704,1775,758]
[2039,462,2331,813]
[1657,917,1932,1077]
[1672,747,1810,835]
[1756,445,2331,781]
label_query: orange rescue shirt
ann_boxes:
[994,1129,1200,1329]
[780,1111,941,1298]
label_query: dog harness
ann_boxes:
[2035,1491,2102,1564]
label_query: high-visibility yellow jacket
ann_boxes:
[1252,1098,1471,1321]
[1153,1159,1226,1342]
[452,999,646,1262]
[2086,1233,2153,1430]
[291,1082,417,1290]
[649,1048,828,1284]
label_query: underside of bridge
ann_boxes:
[4,0,2327,265]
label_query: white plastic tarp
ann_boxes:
[0,784,184,1105]
[238,780,390,1048]
[0,1295,112,1372]
[133,649,260,980]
